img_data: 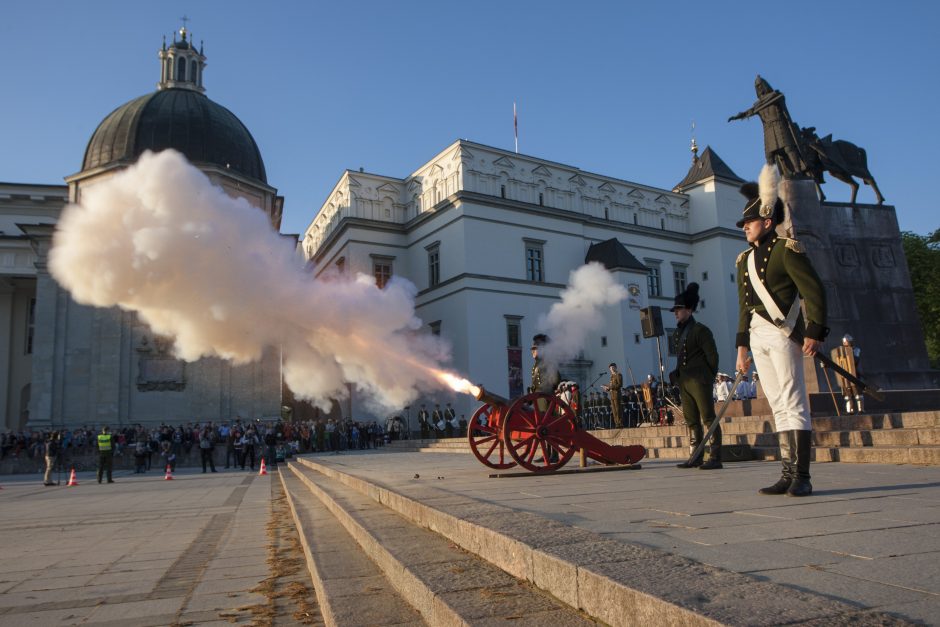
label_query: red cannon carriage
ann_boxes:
[467,385,646,473]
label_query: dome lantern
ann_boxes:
[158,22,206,93]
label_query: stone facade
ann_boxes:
[302,140,748,423]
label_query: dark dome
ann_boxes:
[82,88,266,183]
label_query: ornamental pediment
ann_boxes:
[627,189,645,199]
[568,174,587,186]
[598,182,616,193]
[346,176,361,188]
[377,183,399,193]
[493,156,515,168]
[531,165,552,177]
[655,194,672,205]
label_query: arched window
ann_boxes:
[176,57,186,81]
[191,60,198,83]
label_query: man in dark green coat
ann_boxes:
[734,176,828,497]
[670,283,721,469]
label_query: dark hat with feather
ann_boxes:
[669,282,701,312]
[736,164,784,227]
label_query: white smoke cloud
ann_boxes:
[537,262,628,365]
[48,149,451,411]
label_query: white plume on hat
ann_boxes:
[758,163,779,216]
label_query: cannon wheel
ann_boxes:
[468,403,516,469]
[502,392,577,472]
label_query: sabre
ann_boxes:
[685,369,747,466]
[789,335,885,402]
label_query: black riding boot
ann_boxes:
[699,425,723,470]
[787,430,813,497]
[676,424,704,468]
[759,431,795,495]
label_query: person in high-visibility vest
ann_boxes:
[97,426,115,484]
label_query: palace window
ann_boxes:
[372,257,393,289]
[673,265,687,295]
[176,56,186,81]
[427,243,440,287]
[645,261,662,297]
[524,239,545,282]
[505,317,521,348]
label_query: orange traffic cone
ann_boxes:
[66,468,78,487]
[164,465,174,480]
[258,458,267,476]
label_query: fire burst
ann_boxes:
[434,370,480,398]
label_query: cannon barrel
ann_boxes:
[472,384,511,408]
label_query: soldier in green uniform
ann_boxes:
[734,177,828,497]
[669,283,722,469]
[601,364,624,427]
[528,334,559,395]
[97,425,115,484]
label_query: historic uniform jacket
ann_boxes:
[607,372,623,400]
[530,358,560,394]
[736,235,828,348]
[672,317,719,385]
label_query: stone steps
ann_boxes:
[387,410,940,466]
[283,461,596,626]
[287,456,907,627]
[279,470,427,626]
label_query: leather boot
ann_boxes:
[759,431,794,494]
[699,424,723,469]
[676,424,704,468]
[787,430,813,497]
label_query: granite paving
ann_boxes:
[0,466,271,626]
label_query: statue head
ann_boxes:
[754,75,774,97]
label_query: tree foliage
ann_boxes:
[901,229,940,368]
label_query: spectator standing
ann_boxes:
[43,431,60,486]
[134,439,148,474]
[199,427,218,473]
[97,426,115,484]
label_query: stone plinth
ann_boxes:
[780,177,936,390]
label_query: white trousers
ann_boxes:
[749,315,812,431]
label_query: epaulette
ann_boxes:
[735,249,750,265]
[782,237,805,254]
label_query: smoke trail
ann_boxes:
[537,262,628,366]
[48,149,450,411]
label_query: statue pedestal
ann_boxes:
[777,176,935,391]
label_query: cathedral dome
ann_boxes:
[82,89,267,183]
[80,27,266,184]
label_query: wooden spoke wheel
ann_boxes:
[501,392,578,472]
[467,403,516,469]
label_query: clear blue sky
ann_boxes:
[2,1,937,238]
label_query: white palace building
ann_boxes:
[0,27,753,431]
[302,139,749,423]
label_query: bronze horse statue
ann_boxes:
[799,127,885,205]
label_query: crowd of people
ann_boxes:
[2,417,397,481]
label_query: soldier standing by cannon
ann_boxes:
[669,284,722,469]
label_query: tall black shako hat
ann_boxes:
[669,282,700,312]
[531,333,550,350]
[736,176,784,228]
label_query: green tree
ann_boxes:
[901,229,940,368]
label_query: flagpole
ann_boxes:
[513,102,518,154]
